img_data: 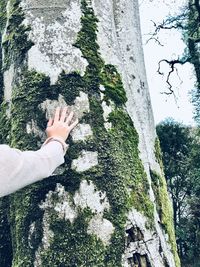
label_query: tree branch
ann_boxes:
[157,58,190,95]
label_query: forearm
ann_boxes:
[0,141,66,197]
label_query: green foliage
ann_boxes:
[156,118,193,199]
[157,118,200,266]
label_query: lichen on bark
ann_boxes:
[153,139,180,267]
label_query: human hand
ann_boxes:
[46,107,78,142]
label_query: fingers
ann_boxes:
[52,107,78,130]
[65,111,74,125]
[54,107,61,122]
[69,118,79,131]
[60,107,68,122]
[47,118,53,127]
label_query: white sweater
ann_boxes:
[0,141,65,197]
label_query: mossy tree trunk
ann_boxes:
[0,0,180,266]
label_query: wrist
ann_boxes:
[43,136,69,154]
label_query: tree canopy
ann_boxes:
[157,118,200,266]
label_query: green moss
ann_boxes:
[1,0,33,70]
[0,48,4,104]
[10,180,61,267]
[10,70,50,149]
[0,0,7,34]
[55,71,86,105]
[0,101,11,143]
[107,109,154,225]
[153,138,180,266]
[0,196,13,267]
[150,169,180,267]
[154,137,164,171]
[100,65,127,105]
[39,209,106,267]
[88,105,154,262]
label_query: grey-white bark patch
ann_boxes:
[92,0,157,171]
[28,222,36,249]
[38,201,56,249]
[54,184,78,223]
[73,91,90,118]
[87,215,115,246]
[4,64,14,103]
[34,248,42,267]
[122,209,176,267]
[35,180,111,260]
[74,180,113,245]
[100,91,113,130]
[54,188,77,223]
[40,91,90,122]
[39,183,77,223]
[39,94,68,119]
[40,213,54,250]
[71,150,98,172]
[71,123,93,142]
[20,0,88,84]
[26,119,46,141]
[34,183,77,266]
[34,211,54,267]
[74,180,110,213]
[34,206,55,267]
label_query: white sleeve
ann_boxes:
[0,141,65,197]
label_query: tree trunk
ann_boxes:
[0,0,180,266]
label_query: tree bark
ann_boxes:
[0,0,180,266]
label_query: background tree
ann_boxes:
[0,0,180,266]
[157,118,200,266]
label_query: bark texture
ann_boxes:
[0,0,180,266]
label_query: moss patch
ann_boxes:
[154,137,164,171]
[0,196,13,267]
[100,65,127,105]
[150,169,180,267]
[2,0,33,71]
[39,209,106,267]
[153,138,180,266]
[0,0,7,34]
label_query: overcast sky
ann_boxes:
[139,0,196,126]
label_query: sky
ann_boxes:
[139,0,196,126]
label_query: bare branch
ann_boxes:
[146,6,188,46]
[157,58,190,95]
[145,36,164,46]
